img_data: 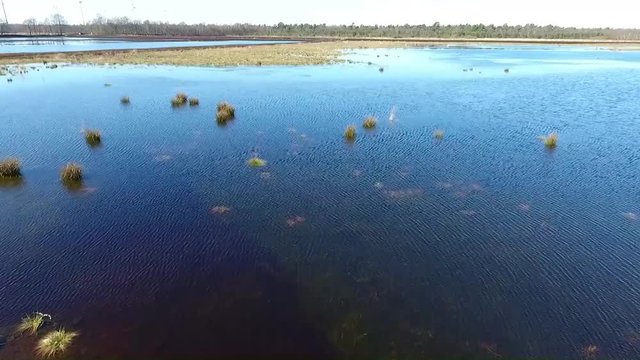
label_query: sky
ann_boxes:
[3,0,639,28]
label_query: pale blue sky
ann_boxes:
[4,0,639,28]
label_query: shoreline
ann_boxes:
[3,33,640,45]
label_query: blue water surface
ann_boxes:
[0,37,297,54]
[1,45,640,359]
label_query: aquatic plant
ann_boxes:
[344,125,357,141]
[504,68,510,73]
[379,67,384,72]
[103,83,112,87]
[540,132,558,148]
[0,157,22,178]
[189,97,200,106]
[60,163,83,182]
[433,129,445,140]
[17,312,51,335]
[216,102,236,123]
[84,129,101,146]
[247,157,267,167]
[362,116,377,129]
[36,329,78,358]
[210,206,231,215]
[120,96,130,104]
[171,92,189,107]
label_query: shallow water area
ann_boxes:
[0,37,298,54]
[2,45,640,359]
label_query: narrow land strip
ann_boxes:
[0,39,638,67]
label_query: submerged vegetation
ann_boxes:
[171,92,189,107]
[36,329,78,358]
[17,312,51,335]
[0,157,22,178]
[60,163,83,182]
[344,125,357,141]
[540,132,558,148]
[84,129,102,146]
[216,102,236,123]
[363,116,377,129]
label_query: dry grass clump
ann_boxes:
[247,157,267,167]
[60,163,83,182]
[17,312,51,335]
[363,116,377,129]
[84,129,101,146]
[36,329,78,358]
[171,92,189,107]
[344,125,357,140]
[216,102,236,123]
[539,132,558,148]
[0,157,21,178]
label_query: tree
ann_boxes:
[23,18,37,35]
[50,13,67,35]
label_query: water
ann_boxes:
[0,37,297,54]
[1,45,640,359]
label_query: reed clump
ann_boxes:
[120,96,130,104]
[171,92,189,107]
[344,125,357,140]
[433,129,445,140]
[17,312,51,335]
[247,157,267,167]
[84,129,101,146]
[189,97,200,106]
[363,116,377,129]
[60,163,83,182]
[540,132,558,148]
[36,329,78,358]
[0,157,21,178]
[216,102,236,123]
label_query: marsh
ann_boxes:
[1,44,640,359]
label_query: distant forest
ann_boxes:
[2,14,640,40]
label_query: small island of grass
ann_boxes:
[247,157,267,167]
[217,102,236,123]
[0,157,22,178]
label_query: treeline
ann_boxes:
[3,14,640,40]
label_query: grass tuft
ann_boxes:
[60,163,83,183]
[171,92,189,107]
[84,129,101,146]
[433,129,445,140]
[247,157,267,167]
[362,116,377,129]
[17,312,50,335]
[540,132,558,148]
[36,329,78,358]
[216,102,236,123]
[189,98,200,106]
[0,157,21,178]
[120,96,130,104]
[344,125,357,141]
